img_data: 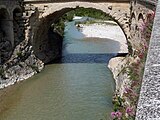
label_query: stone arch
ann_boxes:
[137,13,144,39]
[138,13,144,22]
[39,3,128,38]
[12,5,22,13]
[0,5,10,16]
[130,12,136,33]
[138,13,144,31]
[32,4,128,63]
[13,7,24,46]
[133,0,137,5]
[33,8,72,63]
[131,12,136,20]
[0,7,13,64]
[0,7,11,37]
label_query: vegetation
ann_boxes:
[76,20,117,26]
[16,51,23,58]
[73,7,113,20]
[52,7,113,35]
[111,10,155,120]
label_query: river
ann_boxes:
[0,19,124,120]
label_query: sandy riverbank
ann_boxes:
[78,21,128,54]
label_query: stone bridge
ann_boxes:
[0,0,159,119]
[0,0,156,63]
[0,0,155,63]
[22,0,156,63]
[23,0,131,63]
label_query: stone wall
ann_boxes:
[0,0,44,89]
[0,0,25,64]
[130,0,156,50]
[24,0,130,3]
[109,0,156,96]
[136,0,160,119]
[108,0,157,118]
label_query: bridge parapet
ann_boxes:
[23,0,130,3]
[135,0,160,119]
[23,0,158,5]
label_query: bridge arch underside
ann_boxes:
[0,7,13,64]
[13,7,24,46]
[32,4,129,64]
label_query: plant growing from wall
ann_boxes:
[16,51,23,58]
[111,10,155,120]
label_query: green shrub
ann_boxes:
[16,52,23,58]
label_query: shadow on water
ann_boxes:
[55,53,116,63]
[53,37,127,64]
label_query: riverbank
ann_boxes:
[106,11,155,120]
[77,21,128,54]
[75,18,149,120]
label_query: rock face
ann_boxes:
[108,57,128,96]
[0,0,64,88]
[0,35,44,89]
[0,31,12,64]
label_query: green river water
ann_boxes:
[0,20,117,120]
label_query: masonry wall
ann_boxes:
[136,1,160,119]
[108,0,156,118]
[0,0,44,88]
[24,0,130,3]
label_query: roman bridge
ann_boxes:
[22,0,156,63]
[0,0,159,119]
[0,0,156,64]
[23,0,131,63]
